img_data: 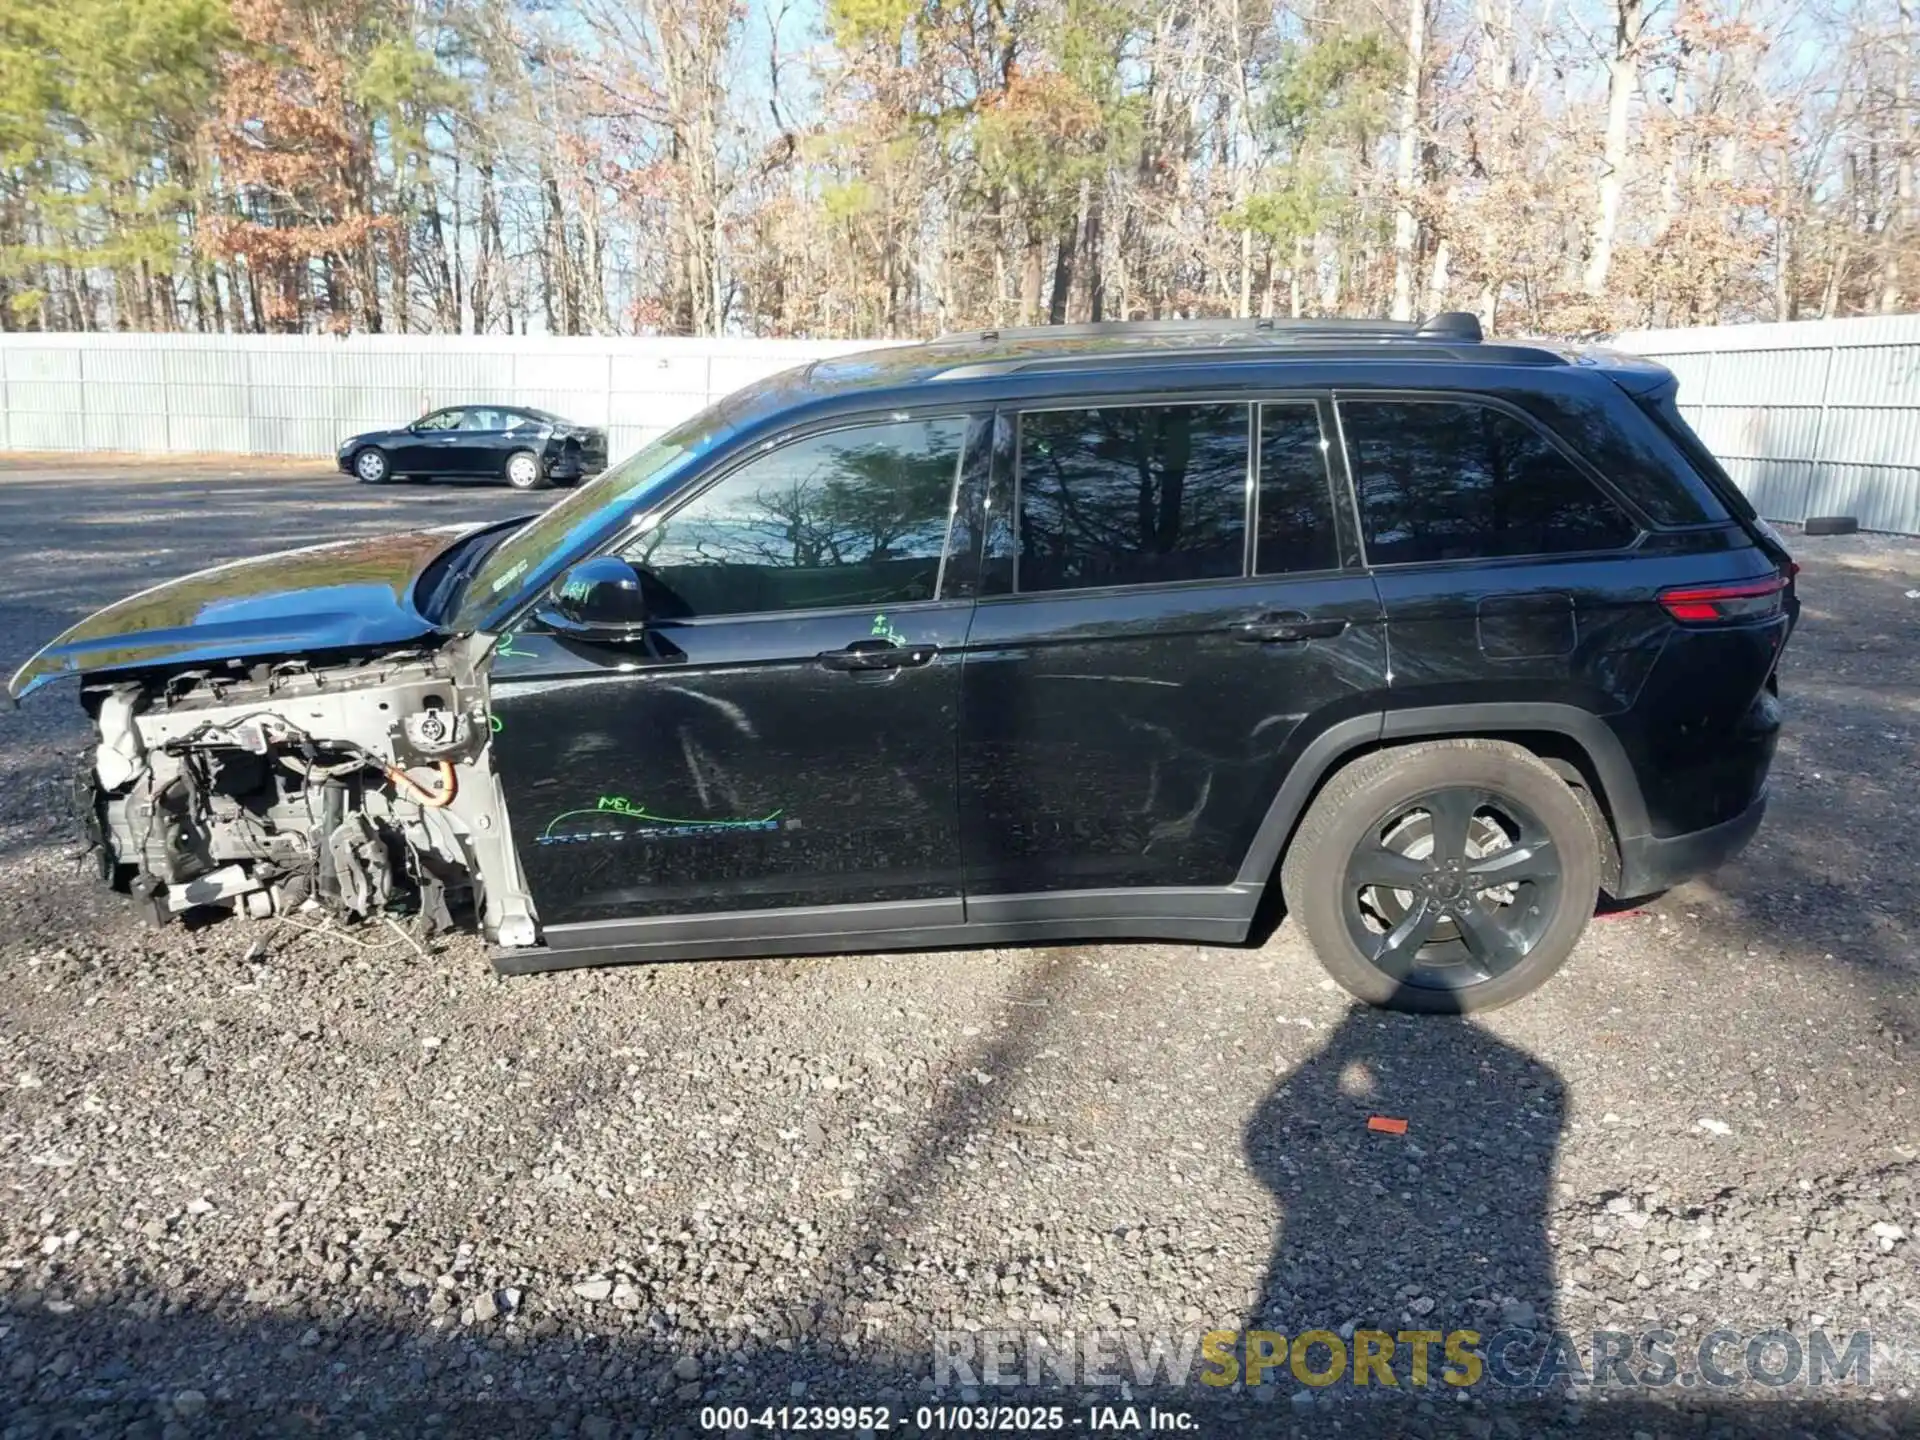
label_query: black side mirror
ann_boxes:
[536,556,650,638]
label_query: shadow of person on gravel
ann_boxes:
[1244,1001,1566,1410]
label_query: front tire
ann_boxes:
[353,447,390,484]
[1280,739,1600,1014]
[505,450,550,491]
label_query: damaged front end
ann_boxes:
[12,523,545,948]
[72,642,538,946]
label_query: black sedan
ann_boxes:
[337,406,609,490]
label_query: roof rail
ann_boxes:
[932,312,1484,345]
[932,318,1323,344]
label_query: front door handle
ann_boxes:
[1233,612,1349,644]
[817,639,938,672]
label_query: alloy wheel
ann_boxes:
[1339,786,1563,992]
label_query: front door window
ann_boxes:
[618,416,968,618]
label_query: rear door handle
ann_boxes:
[817,639,938,672]
[1233,613,1349,644]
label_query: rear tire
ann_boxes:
[1280,739,1599,1014]
[505,450,550,491]
[353,447,390,484]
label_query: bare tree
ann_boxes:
[1391,0,1429,320]
[1584,0,1648,297]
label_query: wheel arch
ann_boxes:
[1236,703,1646,898]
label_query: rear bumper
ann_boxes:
[1615,792,1767,900]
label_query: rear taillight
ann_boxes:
[1658,573,1789,624]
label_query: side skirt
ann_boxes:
[492,886,1260,976]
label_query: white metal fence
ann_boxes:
[1613,314,1920,535]
[0,334,874,464]
[4,319,1920,534]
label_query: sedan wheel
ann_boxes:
[505,450,549,491]
[353,448,390,484]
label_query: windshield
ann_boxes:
[444,403,738,631]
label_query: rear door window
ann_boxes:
[1339,398,1638,565]
[1016,404,1249,593]
[1256,403,1341,575]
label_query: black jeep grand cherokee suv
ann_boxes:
[15,313,1795,1013]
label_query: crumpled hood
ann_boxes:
[9,525,478,701]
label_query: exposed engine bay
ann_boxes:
[75,642,538,946]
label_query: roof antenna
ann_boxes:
[1413,311,1484,342]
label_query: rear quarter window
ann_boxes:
[1504,389,1720,527]
[1339,397,1640,565]
[1631,388,1757,523]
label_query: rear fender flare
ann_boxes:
[1233,703,1649,889]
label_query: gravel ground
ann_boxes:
[0,458,1915,1440]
